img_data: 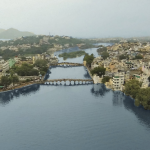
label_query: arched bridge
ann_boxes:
[40,79,93,85]
[54,62,84,67]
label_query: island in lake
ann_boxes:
[59,51,86,60]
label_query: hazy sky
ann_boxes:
[0,0,150,38]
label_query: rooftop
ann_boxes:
[114,76,119,78]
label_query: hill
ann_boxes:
[0,28,35,39]
[0,29,5,34]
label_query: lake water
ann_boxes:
[0,43,150,150]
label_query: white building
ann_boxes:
[113,73,125,91]
[125,61,133,69]
[0,60,9,73]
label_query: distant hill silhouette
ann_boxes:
[0,29,5,34]
[0,28,35,39]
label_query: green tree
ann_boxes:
[40,71,46,76]
[135,88,150,110]
[83,53,94,67]
[1,76,12,88]
[34,59,47,68]
[124,79,141,99]
[135,54,143,59]
[91,67,106,77]
[102,76,110,83]
[11,75,19,85]
[30,69,39,76]
[101,51,109,59]
[16,63,39,76]
[97,47,107,54]
[119,54,129,60]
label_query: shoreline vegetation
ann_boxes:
[123,79,150,110]
[58,51,87,60]
[0,81,39,92]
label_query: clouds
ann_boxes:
[0,0,150,37]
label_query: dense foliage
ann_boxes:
[124,79,150,110]
[34,59,47,68]
[119,54,129,60]
[97,47,107,53]
[91,67,106,77]
[135,88,150,110]
[102,76,111,83]
[134,54,143,59]
[1,76,12,87]
[83,54,95,67]
[17,64,39,76]
[9,63,39,76]
[59,51,86,60]
[101,51,109,59]
[124,79,141,99]
[0,75,19,87]
[34,59,48,75]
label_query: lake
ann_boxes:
[0,43,150,150]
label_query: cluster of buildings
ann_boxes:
[0,51,58,79]
[0,35,73,52]
[0,57,17,77]
[40,36,74,52]
[0,44,40,52]
[90,41,150,91]
[33,53,58,65]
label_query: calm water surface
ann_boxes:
[0,43,150,150]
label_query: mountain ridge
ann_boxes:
[0,28,35,39]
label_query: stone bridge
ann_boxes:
[40,79,93,85]
[53,62,84,67]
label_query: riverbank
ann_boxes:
[0,81,40,93]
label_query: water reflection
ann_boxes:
[105,87,150,128]
[0,84,40,105]
[90,85,150,128]
[91,84,110,97]
[112,91,125,106]
[123,95,150,128]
